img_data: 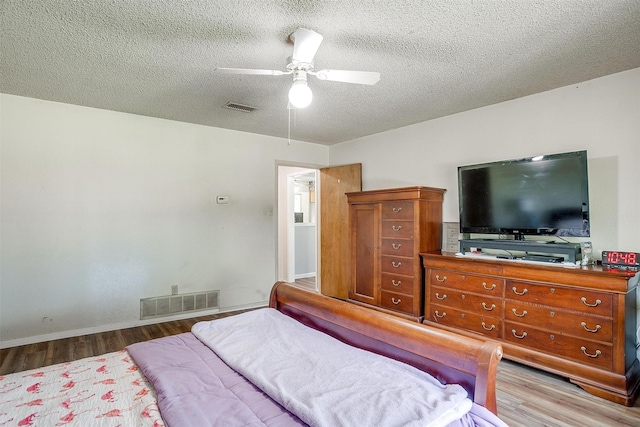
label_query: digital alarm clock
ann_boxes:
[601,251,640,270]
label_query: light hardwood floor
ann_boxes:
[1,279,638,426]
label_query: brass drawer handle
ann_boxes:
[511,308,528,317]
[511,329,528,339]
[481,322,496,331]
[482,282,496,290]
[391,261,402,268]
[581,322,601,333]
[435,275,447,282]
[581,346,602,358]
[392,207,402,213]
[391,225,402,231]
[482,302,496,311]
[391,280,401,286]
[392,243,402,250]
[435,293,447,300]
[581,297,601,307]
[434,310,446,318]
[512,286,528,296]
[391,297,401,305]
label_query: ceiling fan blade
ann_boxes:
[214,67,286,76]
[291,28,323,66]
[314,69,380,85]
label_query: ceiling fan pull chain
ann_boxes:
[288,106,291,145]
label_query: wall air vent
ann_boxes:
[140,290,219,320]
[223,102,258,113]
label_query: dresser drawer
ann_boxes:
[505,322,613,370]
[380,290,414,315]
[381,238,414,257]
[507,281,612,317]
[381,255,414,276]
[428,304,502,339]
[381,221,414,239]
[381,201,415,220]
[505,301,613,343]
[428,269,505,296]
[430,286,502,315]
[381,273,414,295]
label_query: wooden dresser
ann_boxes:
[346,187,444,321]
[421,252,640,405]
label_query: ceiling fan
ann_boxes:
[214,28,381,108]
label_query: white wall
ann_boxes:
[294,224,316,278]
[330,68,640,256]
[0,94,329,346]
[329,67,640,355]
[2,69,638,348]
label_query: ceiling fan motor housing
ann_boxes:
[292,69,308,83]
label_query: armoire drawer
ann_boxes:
[429,270,505,295]
[380,290,414,315]
[381,255,414,276]
[381,273,414,295]
[381,221,414,239]
[381,238,414,257]
[381,201,415,220]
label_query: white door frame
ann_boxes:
[275,162,322,287]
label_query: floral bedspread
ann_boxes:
[0,350,163,426]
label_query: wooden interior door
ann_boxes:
[319,163,362,299]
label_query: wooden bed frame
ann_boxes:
[270,281,503,415]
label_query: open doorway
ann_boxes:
[277,165,318,291]
[277,162,361,297]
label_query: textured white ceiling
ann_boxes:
[2,1,639,145]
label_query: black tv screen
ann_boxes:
[458,151,590,239]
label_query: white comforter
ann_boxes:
[192,308,472,427]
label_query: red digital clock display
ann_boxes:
[601,251,640,270]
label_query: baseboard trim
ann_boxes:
[0,301,267,349]
[295,272,316,279]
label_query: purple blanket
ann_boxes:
[127,332,507,427]
[127,333,305,427]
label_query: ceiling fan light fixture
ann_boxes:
[288,77,313,109]
[215,28,380,111]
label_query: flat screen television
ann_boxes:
[458,150,590,240]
